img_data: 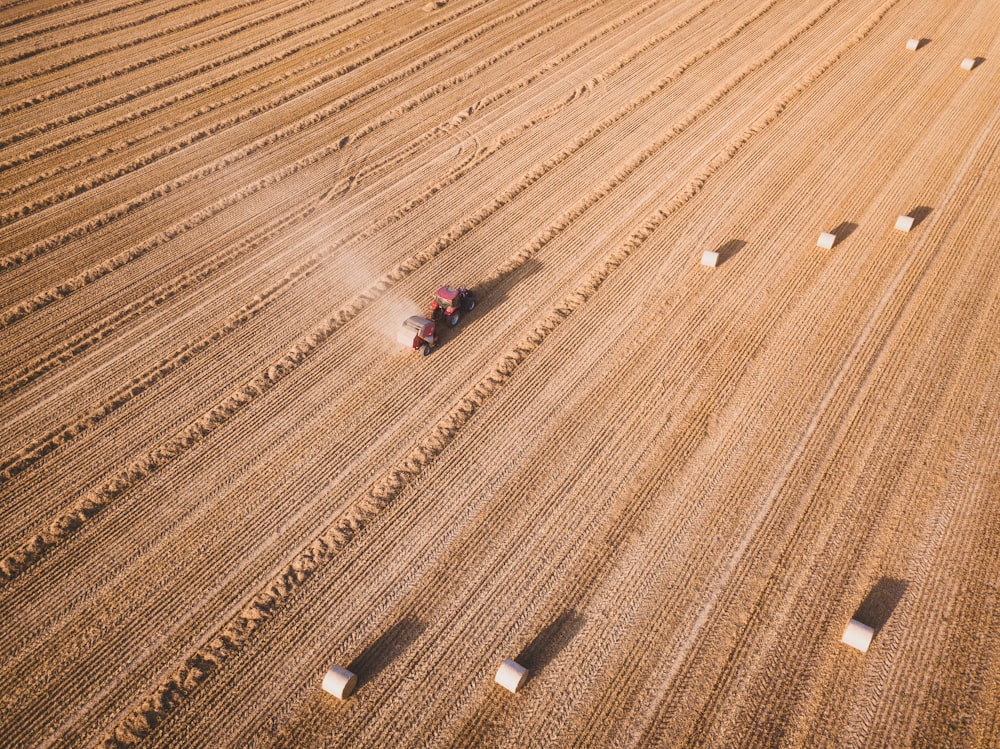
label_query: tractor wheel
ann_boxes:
[463,294,475,311]
[446,311,460,327]
[422,343,433,356]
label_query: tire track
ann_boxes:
[0,0,783,520]
[431,73,924,745]
[835,132,1000,749]
[0,0,614,228]
[696,231,999,747]
[842,287,1000,749]
[652,7,995,741]
[0,0,697,252]
[418,307,755,747]
[0,87,560,559]
[627,3,987,741]
[768,220,1000,748]
[0,0,762,328]
[547,243,824,745]
[790,85,1000,745]
[0,0,730,384]
[0,0,549,277]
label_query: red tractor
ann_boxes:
[397,286,476,355]
[429,285,475,327]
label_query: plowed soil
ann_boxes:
[2,0,998,746]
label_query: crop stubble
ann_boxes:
[1,0,998,746]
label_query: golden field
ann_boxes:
[1,0,998,745]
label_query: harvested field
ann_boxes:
[1,0,999,745]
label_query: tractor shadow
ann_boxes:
[473,256,543,315]
[830,221,858,247]
[515,608,586,680]
[906,205,933,227]
[714,239,747,265]
[436,257,543,351]
[851,577,908,639]
[349,616,425,689]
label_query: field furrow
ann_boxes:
[1,0,996,745]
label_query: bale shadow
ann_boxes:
[912,38,931,50]
[715,239,747,265]
[852,577,908,637]
[830,221,858,247]
[970,57,986,69]
[349,616,426,688]
[516,609,586,676]
[906,205,933,228]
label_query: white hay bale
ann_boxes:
[817,232,836,250]
[841,619,875,653]
[322,665,358,699]
[960,57,976,70]
[701,250,719,267]
[895,214,915,232]
[905,38,920,51]
[495,658,528,693]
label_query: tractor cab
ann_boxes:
[429,285,475,327]
[431,286,462,310]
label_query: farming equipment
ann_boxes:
[398,315,438,356]
[397,285,476,355]
[429,285,475,327]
